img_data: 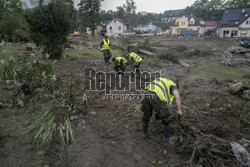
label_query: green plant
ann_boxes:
[25,0,76,59]
[27,76,83,149]
[28,109,74,149]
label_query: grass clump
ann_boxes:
[191,63,250,83]
[27,76,83,150]
[151,57,162,68]
[136,38,155,52]
[157,49,179,63]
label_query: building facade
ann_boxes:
[105,18,128,37]
[170,15,205,35]
[220,8,250,37]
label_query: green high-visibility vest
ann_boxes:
[129,52,142,63]
[101,39,110,51]
[145,78,176,104]
[116,57,127,66]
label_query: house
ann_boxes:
[104,18,128,37]
[220,8,250,37]
[170,15,205,35]
[134,23,158,33]
[161,9,185,23]
[204,21,221,35]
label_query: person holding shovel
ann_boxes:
[141,78,182,141]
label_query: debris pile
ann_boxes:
[223,46,250,66]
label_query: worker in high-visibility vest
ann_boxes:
[141,78,182,141]
[100,35,111,65]
[124,52,142,77]
[112,57,128,73]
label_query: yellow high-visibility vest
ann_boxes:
[145,78,176,104]
[101,39,110,51]
[116,57,127,66]
[129,52,142,63]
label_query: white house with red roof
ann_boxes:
[104,18,128,37]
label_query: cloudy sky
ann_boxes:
[23,0,196,13]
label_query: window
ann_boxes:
[190,21,194,25]
[119,26,121,30]
[110,26,112,30]
[182,22,185,25]
[114,20,117,23]
[223,30,229,36]
[246,21,250,25]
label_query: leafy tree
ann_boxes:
[0,0,30,41]
[26,0,75,59]
[225,0,250,9]
[78,0,103,36]
[185,0,225,21]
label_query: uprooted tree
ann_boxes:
[25,0,76,59]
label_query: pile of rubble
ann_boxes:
[222,46,250,66]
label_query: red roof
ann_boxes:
[204,21,221,27]
[105,17,128,26]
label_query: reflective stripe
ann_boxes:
[156,79,170,103]
[135,55,139,61]
[151,82,167,100]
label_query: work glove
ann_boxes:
[177,110,182,120]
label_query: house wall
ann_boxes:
[239,16,250,37]
[106,20,127,37]
[175,16,189,29]
[220,27,239,37]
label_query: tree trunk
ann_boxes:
[91,27,95,37]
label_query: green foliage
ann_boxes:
[0,0,30,42]
[191,63,250,83]
[78,0,103,36]
[27,76,83,149]
[26,0,75,59]
[185,0,225,21]
[225,0,250,9]
[28,110,74,149]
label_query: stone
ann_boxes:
[243,90,250,100]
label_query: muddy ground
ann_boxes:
[0,36,250,167]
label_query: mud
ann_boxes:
[0,37,249,167]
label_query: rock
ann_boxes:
[228,46,250,54]
[231,142,250,166]
[243,90,250,100]
[223,58,250,66]
[179,59,191,68]
[230,82,244,94]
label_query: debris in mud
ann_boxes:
[138,49,156,56]
[231,142,250,166]
[229,82,250,98]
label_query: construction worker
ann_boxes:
[112,57,128,73]
[100,35,111,65]
[124,52,142,76]
[141,78,182,141]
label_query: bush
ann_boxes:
[25,0,76,59]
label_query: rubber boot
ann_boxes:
[142,119,150,139]
[162,122,171,141]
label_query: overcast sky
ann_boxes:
[23,0,196,13]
